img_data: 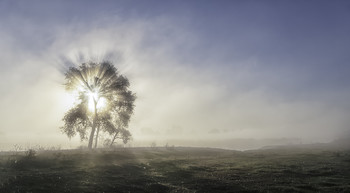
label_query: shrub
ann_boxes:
[25,149,36,159]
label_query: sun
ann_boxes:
[87,90,107,112]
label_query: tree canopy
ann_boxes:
[61,61,136,149]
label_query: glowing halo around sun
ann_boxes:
[87,90,107,112]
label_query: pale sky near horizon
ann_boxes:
[0,0,350,150]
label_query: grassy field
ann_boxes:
[0,147,349,193]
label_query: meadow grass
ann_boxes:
[0,147,349,192]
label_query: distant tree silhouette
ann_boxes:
[61,61,136,149]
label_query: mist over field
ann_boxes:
[0,0,350,151]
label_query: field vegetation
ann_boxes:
[0,146,349,192]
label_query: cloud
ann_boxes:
[208,129,221,134]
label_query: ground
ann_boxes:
[0,147,349,193]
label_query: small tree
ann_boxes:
[61,61,136,149]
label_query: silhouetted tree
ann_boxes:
[61,61,136,149]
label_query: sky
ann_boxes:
[0,0,350,150]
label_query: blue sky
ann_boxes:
[0,0,349,149]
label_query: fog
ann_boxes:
[0,1,350,150]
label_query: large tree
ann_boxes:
[61,61,136,149]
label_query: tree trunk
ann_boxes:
[88,99,98,150]
[94,125,100,149]
[88,121,96,149]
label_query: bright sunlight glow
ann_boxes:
[97,97,107,110]
[87,91,106,112]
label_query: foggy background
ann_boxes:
[0,0,350,150]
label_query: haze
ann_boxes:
[1,0,350,150]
